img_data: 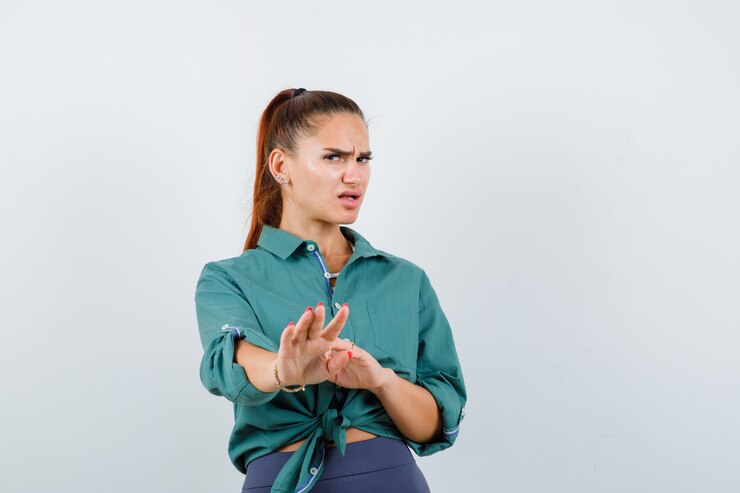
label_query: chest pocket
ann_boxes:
[365,300,419,374]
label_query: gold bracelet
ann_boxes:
[272,359,306,393]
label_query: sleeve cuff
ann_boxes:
[403,375,466,456]
[199,325,281,406]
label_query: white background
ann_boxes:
[1,1,739,492]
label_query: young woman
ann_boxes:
[195,88,467,493]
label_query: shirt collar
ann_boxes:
[255,224,382,260]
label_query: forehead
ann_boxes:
[304,113,369,147]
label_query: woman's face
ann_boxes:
[273,112,372,227]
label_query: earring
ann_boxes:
[276,175,289,185]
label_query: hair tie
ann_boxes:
[292,87,307,98]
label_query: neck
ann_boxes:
[278,218,352,256]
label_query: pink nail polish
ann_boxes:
[317,302,323,307]
[342,303,348,308]
[306,306,312,312]
[347,351,354,360]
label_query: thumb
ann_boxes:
[326,350,354,376]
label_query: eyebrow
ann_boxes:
[322,147,373,158]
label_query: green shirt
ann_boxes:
[194,224,467,493]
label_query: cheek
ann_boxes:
[300,161,321,185]
[299,164,339,198]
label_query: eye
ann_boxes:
[324,154,373,164]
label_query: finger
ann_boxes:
[279,322,295,352]
[307,302,325,340]
[330,338,354,351]
[291,306,314,343]
[321,304,349,341]
[330,346,363,364]
[326,349,354,376]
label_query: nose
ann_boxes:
[342,161,362,185]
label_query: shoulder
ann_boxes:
[198,248,275,276]
[344,226,426,276]
[373,248,426,275]
[366,248,439,304]
[194,256,241,299]
[369,247,442,305]
[195,249,273,292]
[196,246,308,302]
[197,254,238,279]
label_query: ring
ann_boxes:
[344,337,355,350]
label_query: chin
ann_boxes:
[337,212,360,225]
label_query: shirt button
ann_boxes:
[323,272,331,279]
[334,302,341,309]
[309,467,318,475]
[307,244,315,251]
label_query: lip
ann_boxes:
[337,190,363,200]
[337,190,363,209]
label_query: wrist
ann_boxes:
[369,367,397,397]
[273,358,306,393]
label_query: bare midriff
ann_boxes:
[276,428,378,452]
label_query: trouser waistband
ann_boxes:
[244,437,415,487]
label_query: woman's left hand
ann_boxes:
[327,339,392,393]
[329,339,444,444]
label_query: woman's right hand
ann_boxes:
[274,302,354,387]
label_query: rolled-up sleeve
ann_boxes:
[405,269,467,456]
[194,262,280,406]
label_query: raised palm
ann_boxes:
[275,303,353,386]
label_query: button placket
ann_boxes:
[306,242,334,302]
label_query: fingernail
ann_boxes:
[306,306,312,312]
[348,351,354,359]
[288,321,294,326]
[317,302,323,307]
[342,303,348,308]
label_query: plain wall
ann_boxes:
[1,1,739,491]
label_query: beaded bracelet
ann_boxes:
[272,359,306,392]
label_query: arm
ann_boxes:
[195,262,354,402]
[329,270,466,451]
[371,368,443,443]
[328,339,442,443]
[233,339,281,393]
[408,270,467,454]
[195,263,281,405]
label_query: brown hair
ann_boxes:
[243,88,367,251]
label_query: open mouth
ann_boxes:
[338,193,361,201]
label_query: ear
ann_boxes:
[268,148,290,182]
